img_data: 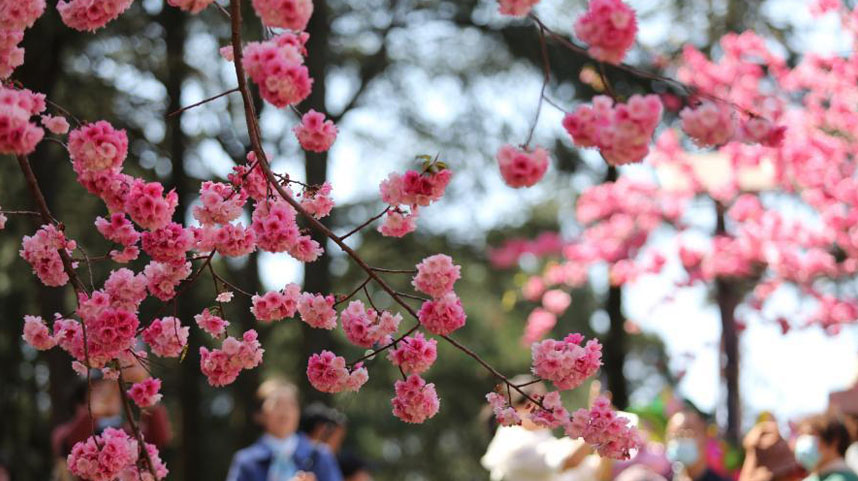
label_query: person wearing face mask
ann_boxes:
[794,413,858,481]
[665,409,731,481]
[226,378,343,481]
[739,421,801,481]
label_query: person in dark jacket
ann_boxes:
[226,378,343,481]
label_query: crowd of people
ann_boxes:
[29,365,858,481]
[480,378,858,481]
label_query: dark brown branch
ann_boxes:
[340,206,390,241]
[117,371,158,478]
[334,276,372,306]
[167,87,239,117]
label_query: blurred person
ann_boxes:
[739,421,801,481]
[665,409,730,481]
[299,403,348,454]
[226,378,342,481]
[794,412,858,481]
[481,375,598,481]
[617,464,671,481]
[337,452,372,481]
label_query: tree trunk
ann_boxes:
[160,7,201,481]
[602,166,629,408]
[715,203,741,445]
[299,0,335,404]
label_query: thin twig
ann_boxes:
[369,267,417,274]
[117,371,158,478]
[167,87,239,117]
[340,206,390,241]
[523,23,551,149]
[334,276,372,306]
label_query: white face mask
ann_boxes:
[667,438,700,466]
[794,435,820,471]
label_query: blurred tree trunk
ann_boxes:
[715,203,741,445]
[159,6,203,481]
[603,166,629,409]
[299,0,334,404]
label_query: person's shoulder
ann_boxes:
[701,467,733,481]
[232,439,272,464]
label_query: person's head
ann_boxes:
[299,403,348,453]
[795,412,853,472]
[256,378,300,439]
[506,374,549,431]
[338,452,372,481]
[665,409,707,470]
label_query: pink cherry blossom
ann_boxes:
[125,179,179,230]
[530,391,570,429]
[522,308,557,345]
[542,289,572,314]
[251,283,301,323]
[199,330,264,386]
[128,378,162,408]
[57,0,134,31]
[0,31,24,79]
[67,428,138,481]
[531,333,602,390]
[216,291,234,303]
[566,395,641,459]
[293,109,337,152]
[497,0,539,17]
[306,350,368,393]
[287,234,323,262]
[20,224,76,287]
[86,308,139,366]
[574,0,638,64]
[141,222,193,264]
[387,332,437,375]
[78,170,132,213]
[378,209,418,237]
[195,308,229,337]
[229,153,270,201]
[341,300,401,347]
[166,0,214,13]
[496,144,550,188]
[104,268,147,312]
[68,121,127,175]
[0,0,46,30]
[0,208,6,230]
[486,392,521,426]
[299,182,334,218]
[142,317,188,358]
[143,260,191,301]
[391,374,440,424]
[118,442,169,480]
[417,292,467,336]
[251,198,300,252]
[244,32,312,108]
[412,254,461,298]
[679,101,736,147]
[213,223,257,257]
[40,114,69,134]
[379,168,452,207]
[0,85,45,154]
[193,181,248,226]
[22,315,56,350]
[251,0,313,30]
[563,94,663,166]
[95,213,140,248]
[297,292,337,330]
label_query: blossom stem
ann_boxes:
[117,371,158,478]
[339,206,390,241]
[167,87,239,117]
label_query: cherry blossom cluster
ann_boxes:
[168,0,215,13]
[531,333,602,390]
[296,292,338,329]
[142,316,189,358]
[378,165,452,237]
[19,224,77,286]
[251,283,301,323]
[567,396,641,459]
[391,374,440,423]
[496,144,551,188]
[563,94,663,166]
[306,350,368,393]
[293,109,338,153]
[128,378,163,408]
[0,0,43,78]
[67,428,168,481]
[341,301,401,347]
[195,308,230,337]
[573,0,638,64]
[199,330,264,386]
[0,86,47,154]
[251,0,313,30]
[57,0,135,32]
[243,31,312,108]
[386,332,438,375]
[485,392,521,426]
